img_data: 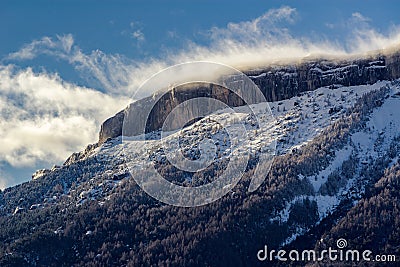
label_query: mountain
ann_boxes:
[98,49,400,144]
[0,48,400,266]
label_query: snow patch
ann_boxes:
[307,146,352,192]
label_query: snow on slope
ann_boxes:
[268,81,390,154]
[30,79,400,235]
[306,146,353,192]
[93,80,390,183]
[270,80,400,247]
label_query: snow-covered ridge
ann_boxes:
[59,80,393,205]
[270,80,400,248]
[7,79,399,245]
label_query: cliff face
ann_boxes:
[98,50,400,144]
[124,83,246,137]
[98,111,124,144]
[249,55,394,102]
[99,83,245,143]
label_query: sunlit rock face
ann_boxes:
[99,51,400,144]
[99,82,245,143]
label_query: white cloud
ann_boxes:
[345,12,400,52]
[6,7,400,100]
[124,21,146,42]
[4,6,400,101]
[6,34,135,96]
[170,8,400,68]
[7,34,74,61]
[348,27,400,53]
[0,65,129,169]
[351,12,371,23]
[209,6,297,44]
[132,30,145,41]
[170,7,346,68]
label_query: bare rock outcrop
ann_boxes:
[98,50,400,144]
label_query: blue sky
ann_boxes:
[2,1,400,68]
[1,0,400,188]
[2,1,400,85]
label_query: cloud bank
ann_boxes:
[0,65,129,169]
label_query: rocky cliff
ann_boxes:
[98,49,400,144]
[99,83,245,143]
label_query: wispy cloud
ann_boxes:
[0,65,129,170]
[351,12,371,23]
[6,7,400,98]
[346,12,400,52]
[209,6,297,44]
[5,34,139,96]
[131,30,145,42]
[180,6,345,68]
[129,21,145,42]
[7,34,74,61]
